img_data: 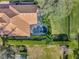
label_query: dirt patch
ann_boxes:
[27,45,61,59]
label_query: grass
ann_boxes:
[0,38,2,45]
[27,45,61,59]
[69,39,78,49]
[70,0,79,35]
[68,50,75,59]
[8,40,46,46]
[51,17,69,35]
[1,38,77,59]
[0,0,78,59]
[50,0,79,39]
[7,39,78,49]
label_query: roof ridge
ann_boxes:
[2,13,10,22]
[9,6,19,14]
[0,13,10,23]
[11,15,30,33]
[0,8,18,18]
[10,5,37,13]
[10,23,28,36]
[18,15,29,25]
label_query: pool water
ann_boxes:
[31,24,47,35]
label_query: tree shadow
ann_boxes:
[53,34,69,41]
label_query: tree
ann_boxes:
[0,23,16,47]
[45,34,53,44]
[35,0,73,20]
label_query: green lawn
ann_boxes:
[51,18,69,34]
[50,0,79,39]
[7,39,78,49]
[68,50,75,59]
[70,0,79,37]
[8,40,46,46]
[69,40,78,49]
[0,38,2,45]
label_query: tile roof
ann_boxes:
[19,13,37,25]
[0,4,38,36]
[0,13,6,23]
[0,17,6,23]
[11,5,37,13]
[4,23,30,36]
[0,13,10,23]
[11,15,30,35]
[0,8,17,18]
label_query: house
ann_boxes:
[0,3,38,36]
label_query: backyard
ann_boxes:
[0,0,79,59]
[70,0,79,38]
[27,45,61,59]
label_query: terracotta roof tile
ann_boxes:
[11,5,37,13]
[0,8,17,18]
[19,13,37,25]
[4,23,30,36]
[11,15,30,32]
[0,5,38,36]
[12,27,30,36]
[0,17,6,23]
[0,13,10,23]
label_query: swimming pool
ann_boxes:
[31,24,48,36]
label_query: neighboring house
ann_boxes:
[0,3,38,36]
